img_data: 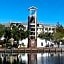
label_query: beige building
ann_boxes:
[2,21,56,37]
[21,22,56,36]
[3,21,56,36]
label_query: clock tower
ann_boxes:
[28,6,37,48]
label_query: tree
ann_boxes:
[53,32,64,41]
[38,33,53,41]
[53,22,64,41]
[24,30,30,38]
[10,24,30,44]
[56,21,60,28]
[11,24,29,41]
[0,24,5,38]
[56,25,64,33]
[56,21,64,33]
[0,23,30,46]
[52,22,64,45]
[4,27,11,40]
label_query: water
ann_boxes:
[0,53,64,64]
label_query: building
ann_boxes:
[2,6,56,48]
[5,22,56,36]
[18,6,56,48]
[6,22,56,36]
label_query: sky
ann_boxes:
[0,0,64,26]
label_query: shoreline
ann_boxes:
[0,47,64,53]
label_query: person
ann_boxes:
[57,42,60,48]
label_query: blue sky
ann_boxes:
[0,0,64,26]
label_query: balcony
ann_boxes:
[30,28,35,31]
[30,35,35,36]
[30,23,35,25]
[30,30,35,32]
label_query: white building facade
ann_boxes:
[22,23,56,36]
[9,22,56,36]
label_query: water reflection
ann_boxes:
[0,53,64,64]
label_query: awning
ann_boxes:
[60,37,64,40]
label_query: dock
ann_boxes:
[0,48,64,53]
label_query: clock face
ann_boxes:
[31,10,35,15]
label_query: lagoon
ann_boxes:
[0,52,64,64]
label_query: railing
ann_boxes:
[0,48,64,53]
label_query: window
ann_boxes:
[31,10,35,15]
[31,28,35,31]
[30,32,35,35]
[37,24,39,26]
[30,16,35,23]
[40,28,41,31]
[22,43,24,46]
[37,28,38,31]
[45,28,48,30]
[31,36,35,39]
[42,28,43,31]
[49,28,51,30]
[52,28,55,30]
[30,25,35,27]
[41,42,43,46]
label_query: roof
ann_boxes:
[43,24,56,27]
[2,23,10,27]
[1,22,56,28]
[22,23,28,25]
[28,6,37,10]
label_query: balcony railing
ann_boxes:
[30,23,35,25]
